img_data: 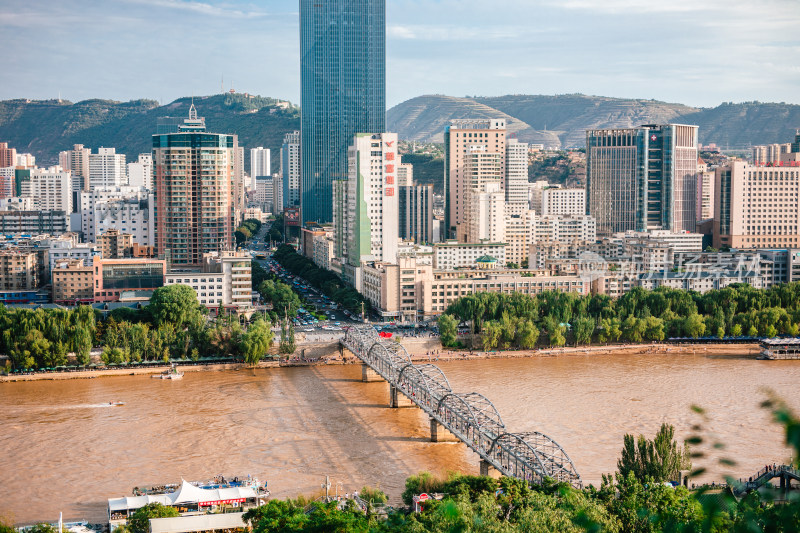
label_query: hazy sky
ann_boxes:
[2,0,799,108]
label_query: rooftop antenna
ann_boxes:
[189,96,197,120]
[221,75,224,94]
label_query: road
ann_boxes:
[245,218,439,340]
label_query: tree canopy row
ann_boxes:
[272,245,371,316]
[235,218,263,246]
[438,283,800,350]
[2,284,275,371]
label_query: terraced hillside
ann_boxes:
[388,94,800,149]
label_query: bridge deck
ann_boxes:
[341,326,582,489]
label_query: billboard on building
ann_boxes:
[285,207,301,227]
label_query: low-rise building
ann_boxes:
[93,257,167,303]
[0,250,38,290]
[433,240,507,270]
[362,256,589,322]
[52,259,94,305]
[638,269,763,293]
[541,188,586,216]
[49,239,101,276]
[531,215,596,244]
[0,197,34,211]
[164,251,252,310]
[98,229,134,259]
[0,210,69,235]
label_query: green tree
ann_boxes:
[279,318,296,355]
[241,319,274,366]
[515,319,540,349]
[622,316,646,343]
[617,423,692,483]
[438,314,457,347]
[643,316,665,342]
[127,503,179,533]
[683,313,706,338]
[573,316,595,345]
[148,285,204,330]
[731,324,743,337]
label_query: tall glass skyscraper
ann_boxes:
[586,124,699,236]
[300,0,386,224]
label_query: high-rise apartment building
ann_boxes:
[697,160,715,222]
[127,154,152,189]
[714,161,800,249]
[152,108,240,266]
[255,176,275,213]
[300,0,386,224]
[0,143,17,168]
[0,167,15,199]
[24,167,73,213]
[89,148,127,190]
[80,187,155,246]
[505,138,529,209]
[250,147,271,189]
[333,133,399,284]
[586,124,699,236]
[467,181,506,244]
[399,183,434,244]
[443,119,506,240]
[59,144,92,207]
[464,146,505,243]
[280,131,300,208]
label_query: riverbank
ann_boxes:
[1,340,762,383]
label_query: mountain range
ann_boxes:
[0,93,299,170]
[387,94,800,149]
[1,93,799,168]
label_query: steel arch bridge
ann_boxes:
[342,325,582,489]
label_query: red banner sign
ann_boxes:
[198,498,245,507]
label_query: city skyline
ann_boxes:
[1,0,799,108]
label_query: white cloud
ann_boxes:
[122,0,269,18]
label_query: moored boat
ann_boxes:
[152,364,184,380]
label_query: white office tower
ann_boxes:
[468,181,506,243]
[80,187,155,245]
[541,188,586,216]
[25,167,73,212]
[89,148,127,189]
[505,138,529,211]
[281,131,301,208]
[334,133,400,272]
[250,147,271,189]
[127,154,152,189]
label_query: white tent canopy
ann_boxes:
[109,480,259,512]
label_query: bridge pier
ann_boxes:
[480,460,502,479]
[430,418,459,443]
[389,385,414,408]
[362,364,384,383]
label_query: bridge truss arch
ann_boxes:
[340,325,582,489]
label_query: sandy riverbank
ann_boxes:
[1,342,762,382]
